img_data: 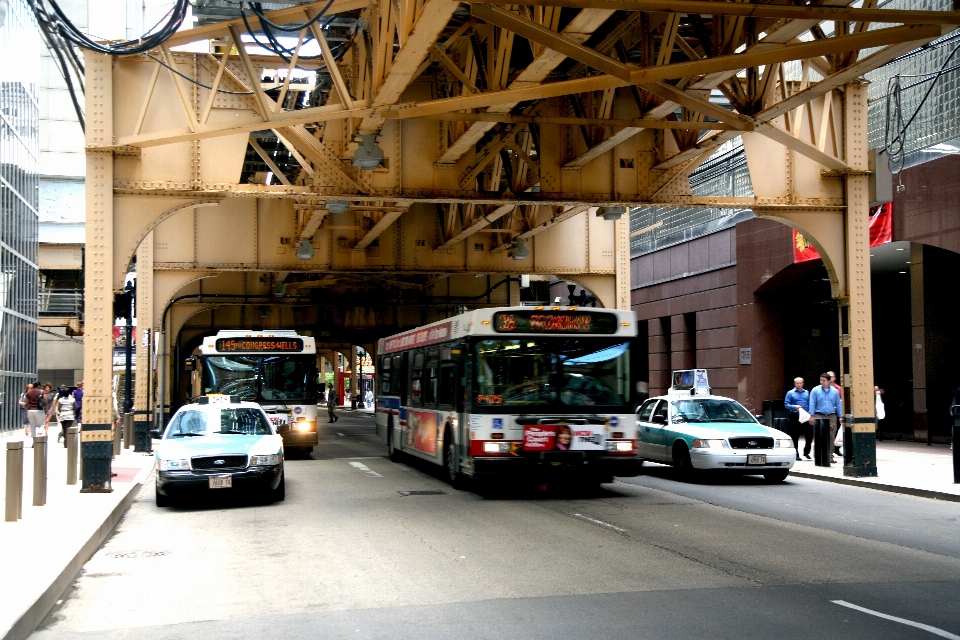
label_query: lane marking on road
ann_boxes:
[349,461,383,477]
[337,432,345,437]
[573,513,626,533]
[333,456,386,460]
[832,601,960,639]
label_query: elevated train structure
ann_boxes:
[77,0,960,487]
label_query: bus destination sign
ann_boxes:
[493,311,617,334]
[215,338,304,353]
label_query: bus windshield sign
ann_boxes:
[215,338,304,353]
[493,311,617,334]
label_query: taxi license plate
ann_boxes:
[209,476,232,489]
[746,454,766,466]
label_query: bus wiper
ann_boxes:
[218,429,246,434]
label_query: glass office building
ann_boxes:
[1,0,40,432]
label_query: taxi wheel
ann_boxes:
[272,473,286,501]
[672,443,697,481]
[763,469,789,483]
[155,484,171,508]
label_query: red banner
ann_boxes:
[793,202,893,263]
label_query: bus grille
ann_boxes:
[192,455,248,470]
[728,437,774,450]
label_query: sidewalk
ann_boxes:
[790,440,959,501]
[0,431,154,640]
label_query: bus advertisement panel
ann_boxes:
[375,307,643,487]
[193,330,319,455]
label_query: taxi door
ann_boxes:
[645,400,670,461]
[636,399,664,460]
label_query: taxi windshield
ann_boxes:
[670,399,756,424]
[167,408,273,437]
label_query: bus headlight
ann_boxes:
[251,454,280,466]
[157,458,190,471]
[605,441,634,452]
[294,422,313,431]
[482,442,509,453]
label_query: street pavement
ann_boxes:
[29,411,960,640]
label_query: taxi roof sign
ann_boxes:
[197,394,241,405]
[669,369,711,396]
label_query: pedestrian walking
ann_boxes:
[810,373,843,463]
[24,382,46,438]
[784,377,812,460]
[56,387,76,447]
[73,381,84,426]
[826,371,843,395]
[19,384,31,436]
[364,389,373,409]
[874,386,885,440]
[41,382,57,436]
[326,386,339,423]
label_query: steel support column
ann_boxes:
[81,52,116,492]
[134,232,155,452]
[841,81,877,477]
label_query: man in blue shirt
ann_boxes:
[809,372,842,462]
[784,377,811,460]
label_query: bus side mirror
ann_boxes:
[149,429,163,439]
[184,357,197,372]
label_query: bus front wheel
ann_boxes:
[444,431,465,490]
[388,420,401,462]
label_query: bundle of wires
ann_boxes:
[26,0,86,130]
[45,0,190,55]
[241,0,340,64]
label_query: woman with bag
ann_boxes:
[42,383,57,437]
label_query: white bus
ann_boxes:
[189,330,319,455]
[375,306,642,487]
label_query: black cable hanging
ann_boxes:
[883,39,960,176]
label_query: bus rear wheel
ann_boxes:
[444,431,465,490]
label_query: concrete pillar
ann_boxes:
[134,232,154,451]
[841,81,877,477]
[80,52,115,493]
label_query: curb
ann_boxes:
[789,470,960,503]
[2,476,148,640]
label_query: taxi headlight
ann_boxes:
[692,439,728,449]
[775,439,794,449]
[482,442,509,453]
[251,454,280,466]
[158,458,190,471]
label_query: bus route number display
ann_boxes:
[492,311,617,334]
[215,338,304,352]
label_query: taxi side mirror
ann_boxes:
[149,429,163,440]
[652,414,667,425]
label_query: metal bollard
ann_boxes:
[33,435,47,506]
[951,405,959,484]
[814,418,832,467]
[123,412,134,450]
[67,426,79,485]
[5,441,23,522]
[113,421,122,458]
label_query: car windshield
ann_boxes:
[166,408,272,437]
[670,399,757,424]
[474,338,630,409]
[202,355,316,402]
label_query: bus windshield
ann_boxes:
[474,338,630,409]
[201,355,316,402]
